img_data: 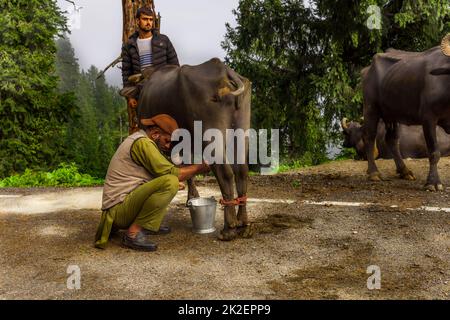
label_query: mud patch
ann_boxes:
[254,213,314,234]
[267,238,375,299]
[267,234,437,299]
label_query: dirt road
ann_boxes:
[0,158,449,299]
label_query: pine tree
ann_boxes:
[67,70,101,175]
[0,0,75,177]
[55,36,80,93]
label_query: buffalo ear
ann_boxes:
[430,68,450,75]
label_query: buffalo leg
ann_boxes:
[385,122,415,180]
[363,112,382,181]
[233,164,249,225]
[210,163,240,241]
[186,178,200,202]
[185,152,200,203]
[422,122,443,191]
[232,163,253,238]
[231,82,252,238]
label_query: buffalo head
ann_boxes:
[341,118,366,159]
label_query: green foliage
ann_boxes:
[223,0,450,159]
[0,162,103,187]
[334,147,358,161]
[223,0,327,158]
[0,3,127,181]
[0,0,76,178]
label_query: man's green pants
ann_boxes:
[95,174,179,249]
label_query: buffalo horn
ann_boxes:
[226,66,245,96]
[441,33,450,57]
[341,117,349,130]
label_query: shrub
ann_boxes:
[0,163,103,187]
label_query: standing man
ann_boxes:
[121,6,179,134]
[95,114,209,251]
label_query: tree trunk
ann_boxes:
[121,0,156,134]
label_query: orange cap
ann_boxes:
[141,114,179,135]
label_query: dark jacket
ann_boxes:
[121,31,179,88]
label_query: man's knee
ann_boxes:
[163,174,179,195]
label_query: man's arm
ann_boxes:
[121,44,139,105]
[178,164,209,182]
[131,138,210,181]
[131,138,180,177]
[121,44,133,87]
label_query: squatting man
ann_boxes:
[95,114,210,252]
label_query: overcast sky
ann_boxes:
[57,0,239,86]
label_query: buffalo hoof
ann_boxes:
[400,172,416,181]
[237,224,254,239]
[368,172,382,181]
[424,184,444,192]
[218,228,238,241]
[398,168,416,181]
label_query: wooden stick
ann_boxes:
[96,55,122,79]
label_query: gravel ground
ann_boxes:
[0,158,449,299]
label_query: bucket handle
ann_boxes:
[186,196,216,207]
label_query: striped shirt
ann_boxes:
[137,37,153,70]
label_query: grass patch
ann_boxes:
[247,152,331,175]
[277,152,330,173]
[0,163,104,187]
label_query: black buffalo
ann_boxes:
[362,35,450,191]
[137,58,251,240]
[342,118,450,160]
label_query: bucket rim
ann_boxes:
[187,196,217,207]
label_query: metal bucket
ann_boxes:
[186,197,217,234]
